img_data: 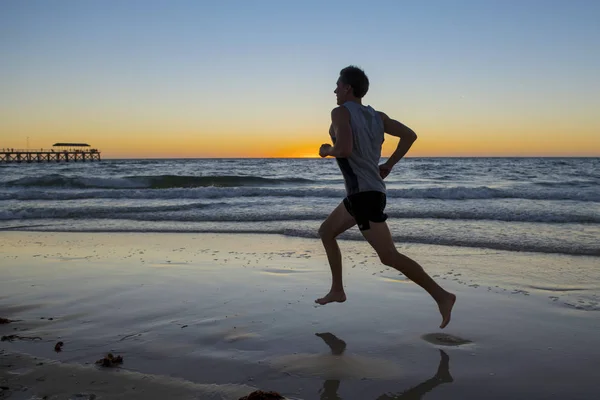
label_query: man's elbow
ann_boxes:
[404,130,417,142]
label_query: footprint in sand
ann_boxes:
[259,268,305,276]
[421,333,472,347]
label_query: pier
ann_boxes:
[0,143,101,163]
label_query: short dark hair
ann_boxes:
[339,65,369,98]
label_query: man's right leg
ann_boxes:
[360,220,456,328]
[315,201,356,305]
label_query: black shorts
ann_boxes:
[343,191,388,231]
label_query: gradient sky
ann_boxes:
[1,0,599,158]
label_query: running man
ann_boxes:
[316,66,456,329]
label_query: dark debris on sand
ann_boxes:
[0,318,12,324]
[95,353,124,367]
[54,341,64,352]
[239,390,284,400]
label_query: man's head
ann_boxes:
[335,65,369,105]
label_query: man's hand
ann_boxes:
[379,163,392,179]
[319,144,332,158]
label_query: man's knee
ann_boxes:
[378,249,398,267]
[318,223,336,241]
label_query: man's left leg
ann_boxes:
[315,201,356,305]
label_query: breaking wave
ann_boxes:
[4,174,314,189]
[1,185,599,202]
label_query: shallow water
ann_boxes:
[1,232,599,399]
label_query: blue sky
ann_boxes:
[1,0,599,157]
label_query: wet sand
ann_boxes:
[1,232,599,399]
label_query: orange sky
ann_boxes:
[2,123,599,159]
[2,2,599,158]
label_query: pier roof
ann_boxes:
[52,143,90,147]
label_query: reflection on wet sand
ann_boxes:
[315,333,345,400]
[315,332,453,400]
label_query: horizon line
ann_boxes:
[100,155,600,160]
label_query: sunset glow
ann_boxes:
[1,1,599,158]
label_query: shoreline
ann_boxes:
[1,222,599,257]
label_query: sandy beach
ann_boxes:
[1,231,599,399]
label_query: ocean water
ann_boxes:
[0,157,599,256]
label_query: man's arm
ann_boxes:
[379,111,417,168]
[324,106,353,158]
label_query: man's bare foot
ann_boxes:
[438,293,456,329]
[315,291,346,305]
